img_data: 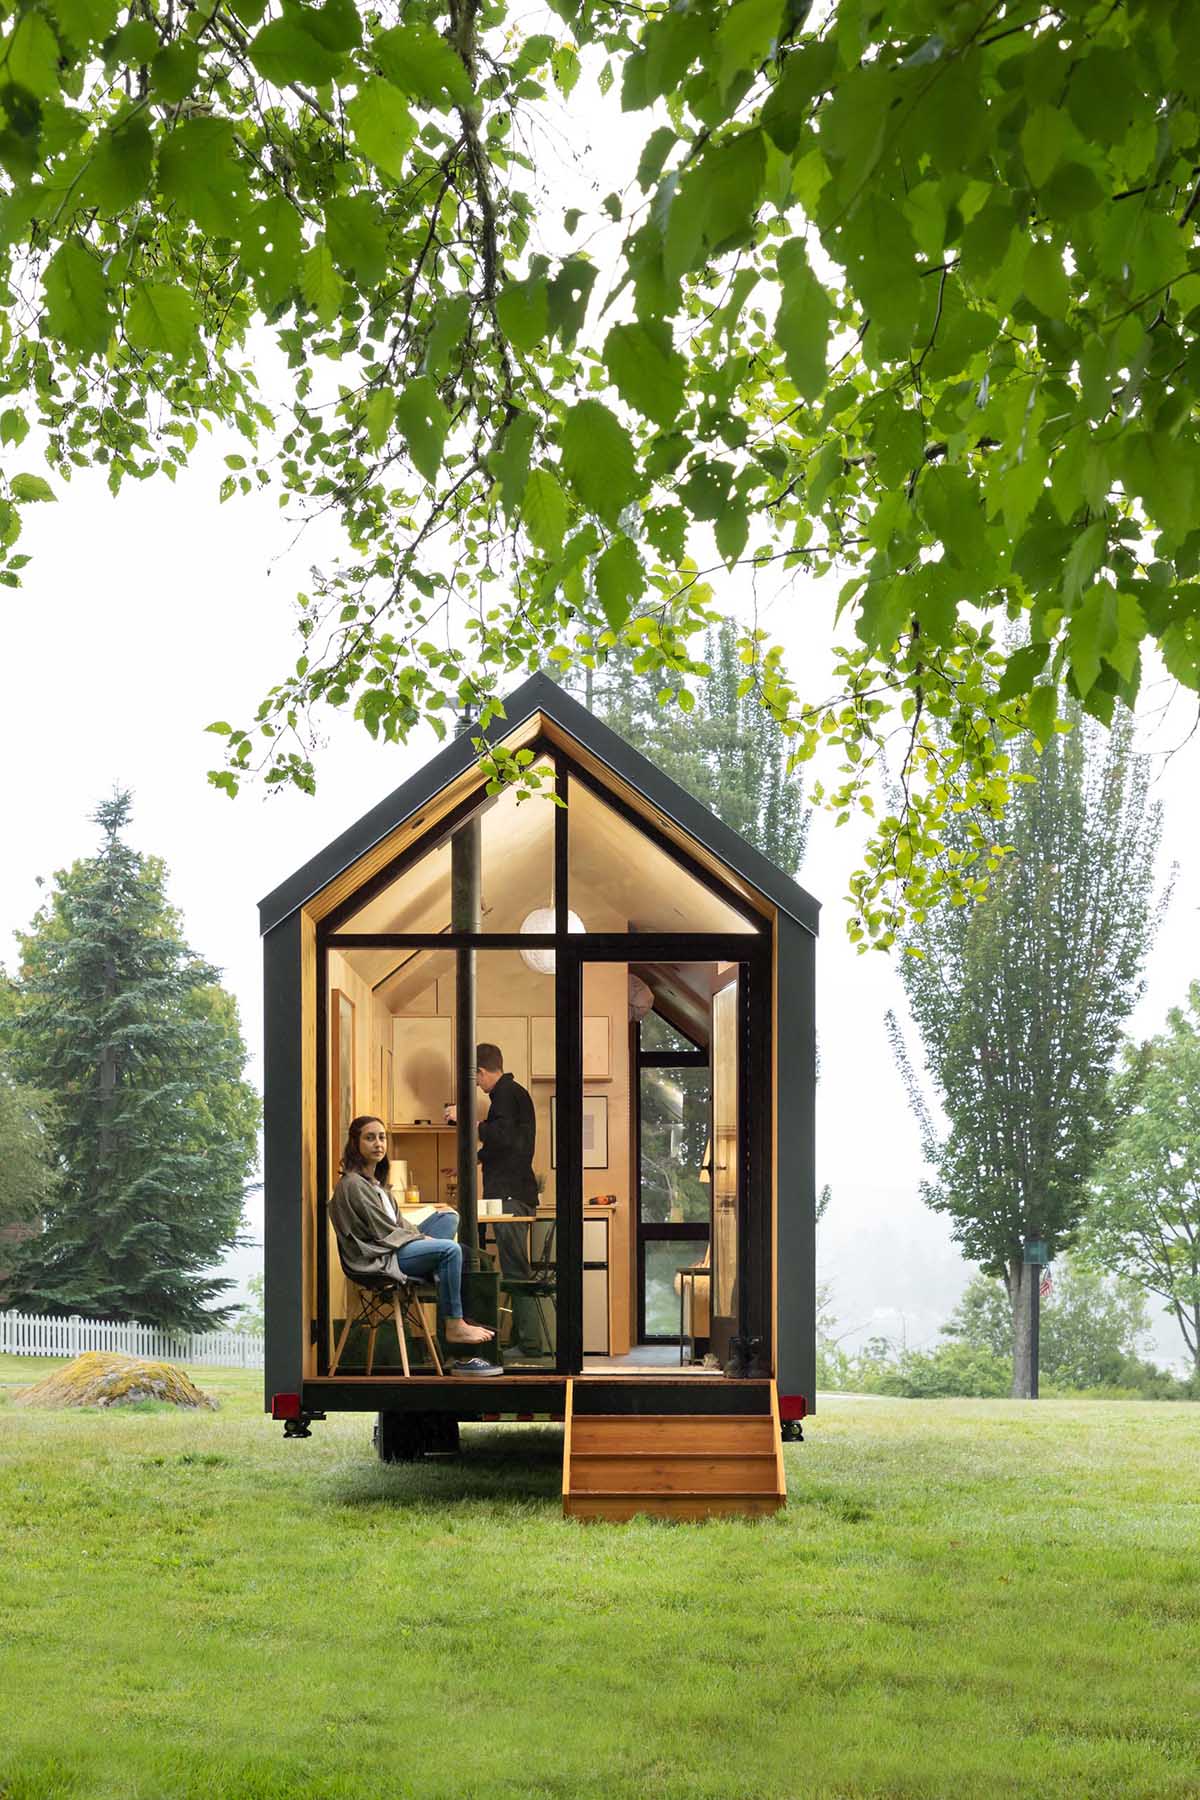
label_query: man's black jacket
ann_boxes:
[478,1072,538,1207]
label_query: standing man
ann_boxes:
[445,1043,544,1356]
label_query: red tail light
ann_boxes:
[779,1394,807,1421]
[272,1393,302,1420]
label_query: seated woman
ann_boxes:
[329,1116,497,1365]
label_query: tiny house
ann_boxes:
[260,674,819,1518]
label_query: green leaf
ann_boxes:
[774,238,831,401]
[547,258,596,348]
[303,0,362,53]
[715,0,784,93]
[43,239,112,357]
[495,277,549,352]
[48,0,120,51]
[0,409,28,447]
[561,400,637,527]
[10,474,56,502]
[510,33,554,82]
[665,130,766,280]
[919,463,987,569]
[8,11,60,97]
[125,282,199,359]
[394,376,448,485]
[488,411,536,520]
[636,126,676,191]
[761,39,837,154]
[1021,239,1070,320]
[678,460,733,522]
[300,239,343,326]
[248,16,344,86]
[374,22,472,110]
[150,39,200,103]
[1026,682,1057,747]
[996,641,1051,702]
[551,44,580,96]
[324,195,388,288]
[78,119,153,212]
[594,534,644,630]
[522,465,567,554]
[642,504,687,564]
[715,498,749,567]
[365,387,397,452]
[346,78,415,180]
[240,195,304,311]
[158,120,249,238]
[1020,104,1067,187]
[425,291,470,380]
[603,320,685,429]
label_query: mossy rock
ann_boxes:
[13,1352,217,1411]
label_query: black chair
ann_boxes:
[501,1219,557,1357]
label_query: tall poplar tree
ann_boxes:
[890,705,1163,1397]
[2,793,259,1331]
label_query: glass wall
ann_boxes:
[568,778,758,934]
[324,944,562,1372]
[339,761,556,935]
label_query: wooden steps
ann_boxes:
[562,1381,787,1521]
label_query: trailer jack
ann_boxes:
[282,1410,325,1439]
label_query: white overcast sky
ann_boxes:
[1,45,1197,1364]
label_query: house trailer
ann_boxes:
[260,673,818,1518]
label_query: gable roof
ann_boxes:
[258,671,820,936]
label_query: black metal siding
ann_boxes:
[775,914,816,1409]
[263,915,305,1408]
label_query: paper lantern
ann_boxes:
[519,906,585,974]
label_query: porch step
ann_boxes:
[562,1381,786,1521]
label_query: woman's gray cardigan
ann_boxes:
[328,1171,423,1284]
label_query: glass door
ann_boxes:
[637,1013,710,1343]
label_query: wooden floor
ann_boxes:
[562,1379,787,1521]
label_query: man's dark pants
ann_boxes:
[494,1194,543,1352]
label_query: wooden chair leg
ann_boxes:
[365,1321,378,1376]
[410,1294,442,1376]
[329,1309,355,1376]
[391,1293,412,1377]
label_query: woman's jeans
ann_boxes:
[394,1213,463,1319]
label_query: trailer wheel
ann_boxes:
[375,1411,462,1462]
[375,1411,426,1462]
[781,1419,804,1444]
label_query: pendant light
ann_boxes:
[519,904,585,974]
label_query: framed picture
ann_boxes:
[331,989,355,1168]
[550,1095,609,1170]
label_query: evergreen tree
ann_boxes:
[2,793,259,1331]
[566,619,808,874]
[890,706,1163,1398]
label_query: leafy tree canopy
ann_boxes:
[945,1261,1154,1390]
[1085,981,1200,1372]
[1,0,1198,939]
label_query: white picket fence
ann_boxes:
[0,1310,264,1369]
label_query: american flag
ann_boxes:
[1039,1270,1053,1301]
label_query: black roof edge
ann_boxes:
[258,670,820,937]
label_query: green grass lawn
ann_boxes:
[2,1357,1199,1800]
